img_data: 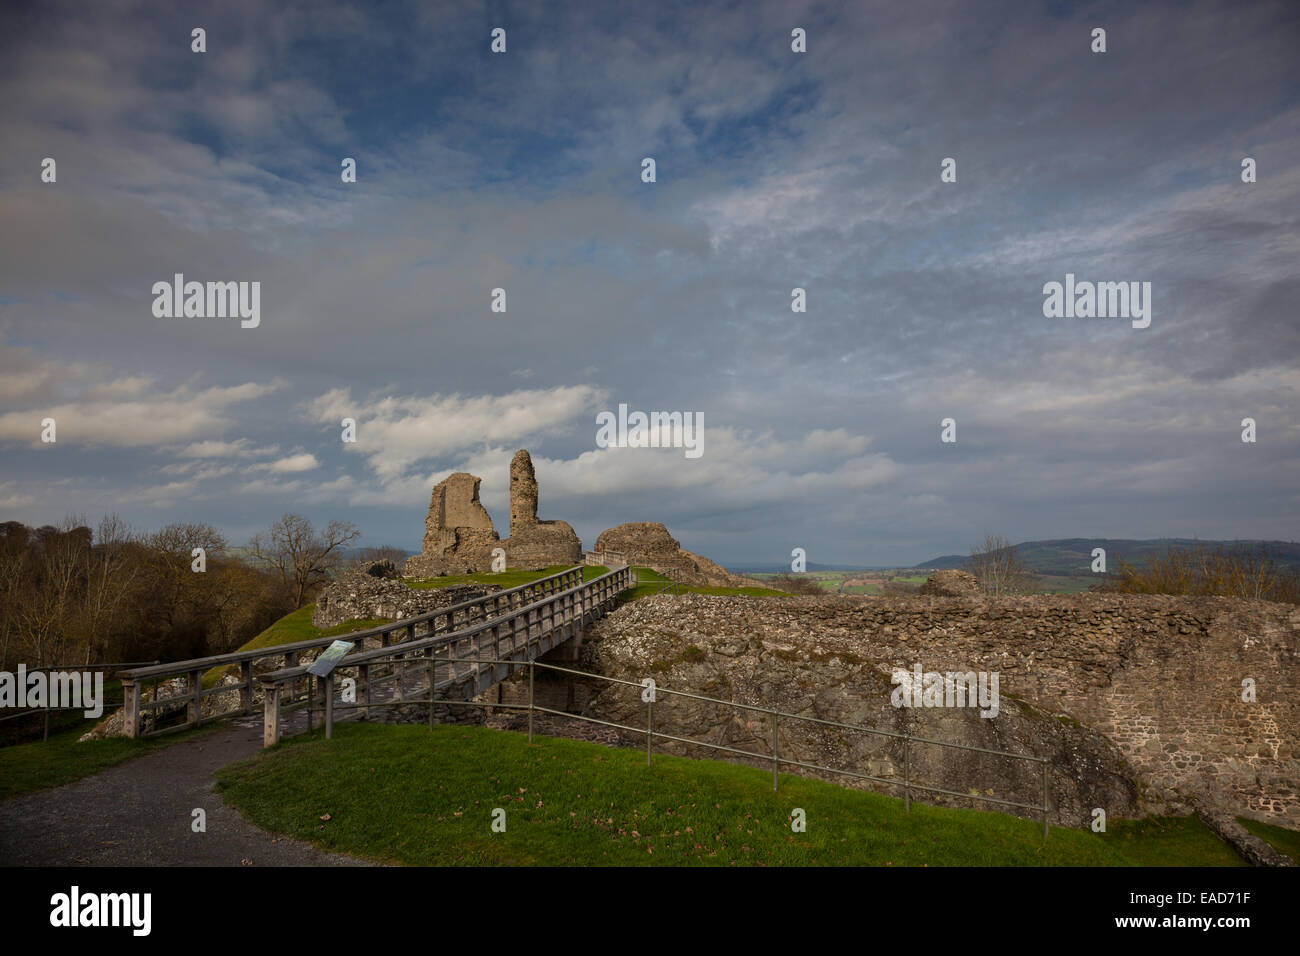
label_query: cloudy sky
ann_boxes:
[1,0,1297,567]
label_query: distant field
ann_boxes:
[744,569,1105,596]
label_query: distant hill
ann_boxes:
[727,562,884,574]
[915,538,1300,576]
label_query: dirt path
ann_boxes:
[0,718,370,867]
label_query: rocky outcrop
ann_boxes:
[919,569,982,596]
[592,521,757,587]
[502,449,582,570]
[404,472,500,577]
[314,570,500,628]
[579,592,1300,829]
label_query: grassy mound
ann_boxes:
[201,607,391,687]
[621,566,790,603]
[215,723,1248,867]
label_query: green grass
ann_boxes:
[0,723,217,800]
[1237,816,1300,862]
[215,722,1247,867]
[1098,814,1249,866]
[620,566,789,604]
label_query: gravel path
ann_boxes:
[0,718,370,867]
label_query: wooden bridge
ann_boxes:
[118,565,634,746]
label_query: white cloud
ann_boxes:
[306,384,608,480]
[266,453,320,474]
[0,340,287,448]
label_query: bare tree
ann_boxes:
[968,533,1035,595]
[146,522,229,634]
[78,515,142,665]
[18,516,91,666]
[248,513,361,608]
[355,544,410,567]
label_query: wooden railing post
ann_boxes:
[189,669,202,727]
[122,679,140,739]
[262,679,281,748]
[357,663,370,719]
[240,661,254,714]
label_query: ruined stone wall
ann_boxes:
[404,471,500,577]
[502,449,582,569]
[583,592,1299,827]
[313,573,500,628]
[592,522,760,588]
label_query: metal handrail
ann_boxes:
[299,635,1053,839]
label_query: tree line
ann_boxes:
[0,513,390,671]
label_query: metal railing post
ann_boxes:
[771,711,779,791]
[903,736,911,812]
[646,698,653,766]
[1042,759,1050,839]
[528,660,535,743]
[324,674,334,740]
[434,658,444,733]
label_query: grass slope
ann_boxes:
[1237,816,1300,863]
[215,723,1247,867]
[202,607,391,687]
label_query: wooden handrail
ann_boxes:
[259,565,634,746]
[261,566,628,686]
[121,566,582,681]
[117,565,586,738]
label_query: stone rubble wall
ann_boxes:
[581,591,1300,829]
[313,571,500,628]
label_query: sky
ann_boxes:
[0,0,1297,567]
